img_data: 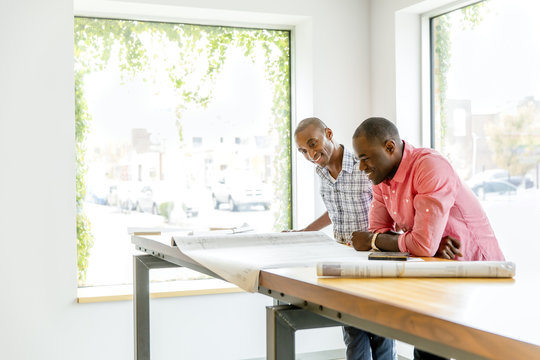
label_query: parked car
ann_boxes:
[106,184,119,206]
[116,182,146,212]
[467,169,519,197]
[525,168,539,188]
[212,172,271,211]
[116,181,200,218]
[468,168,532,189]
[470,179,517,197]
[85,184,108,205]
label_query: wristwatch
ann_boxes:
[370,232,380,251]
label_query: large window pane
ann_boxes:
[75,18,291,286]
[431,0,540,263]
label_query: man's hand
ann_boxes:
[351,231,373,251]
[436,236,463,259]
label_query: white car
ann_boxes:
[212,172,271,211]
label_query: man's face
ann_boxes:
[295,124,335,168]
[353,135,395,185]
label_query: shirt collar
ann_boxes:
[341,146,358,174]
[391,140,414,184]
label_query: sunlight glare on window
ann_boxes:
[430,0,540,262]
[75,18,291,287]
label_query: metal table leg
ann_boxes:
[133,254,180,360]
[266,305,343,360]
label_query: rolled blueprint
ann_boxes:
[316,261,516,278]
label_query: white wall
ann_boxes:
[369,0,461,146]
[0,0,78,359]
[0,0,371,359]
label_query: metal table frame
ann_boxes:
[133,244,342,360]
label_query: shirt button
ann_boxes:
[406,199,409,203]
[426,209,430,212]
[385,196,388,200]
[392,190,395,194]
[393,211,397,215]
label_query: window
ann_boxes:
[75,17,291,287]
[430,0,540,260]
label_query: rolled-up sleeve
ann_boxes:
[397,157,459,256]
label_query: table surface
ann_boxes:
[259,266,540,360]
[132,234,540,359]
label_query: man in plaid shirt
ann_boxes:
[293,117,396,360]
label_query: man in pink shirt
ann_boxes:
[350,117,504,261]
[351,117,505,360]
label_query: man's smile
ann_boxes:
[364,169,374,180]
[312,153,323,164]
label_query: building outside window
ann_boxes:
[430,0,540,262]
[75,17,291,287]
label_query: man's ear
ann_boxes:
[325,127,333,140]
[384,140,395,154]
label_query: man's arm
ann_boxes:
[351,184,398,250]
[368,185,396,234]
[285,211,331,232]
[302,211,332,231]
[351,231,399,251]
[351,231,462,259]
[397,157,460,256]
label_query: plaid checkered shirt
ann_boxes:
[315,146,373,246]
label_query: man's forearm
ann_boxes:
[374,232,400,252]
[351,230,400,251]
[303,211,331,231]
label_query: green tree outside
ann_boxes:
[486,101,540,176]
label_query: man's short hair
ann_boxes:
[353,117,400,144]
[294,117,327,136]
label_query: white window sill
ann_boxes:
[77,278,243,303]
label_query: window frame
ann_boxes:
[73,10,296,294]
[420,0,487,147]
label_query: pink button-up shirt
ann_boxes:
[369,141,505,261]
